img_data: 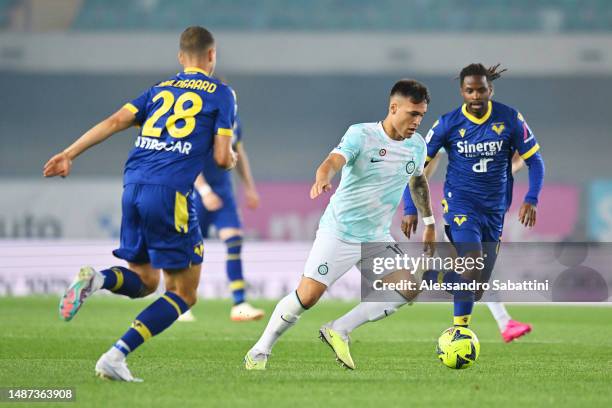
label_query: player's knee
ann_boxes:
[220,228,243,243]
[297,292,319,308]
[474,289,484,302]
[139,275,159,295]
[296,276,327,308]
[296,286,324,308]
[175,289,197,307]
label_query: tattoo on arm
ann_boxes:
[408,175,433,218]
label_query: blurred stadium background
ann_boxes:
[0,0,611,298]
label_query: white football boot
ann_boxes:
[95,349,143,382]
[231,302,265,321]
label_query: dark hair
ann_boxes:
[180,26,215,53]
[390,79,430,104]
[459,63,507,85]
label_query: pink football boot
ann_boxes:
[502,320,532,342]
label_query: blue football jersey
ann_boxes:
[426,100,540,211]
[122,67,236,194]
[200,87,243,188]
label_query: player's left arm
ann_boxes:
[235,142,260,209]
[213,86,238,170]
[403,118,446,216]
[43,107,137,177]
[511,111,545,227]
[406,173,436,255]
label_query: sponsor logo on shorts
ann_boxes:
[194,242,204,257]
[317,263,329,275]
[453,215,468,226]
[379,148,387,156]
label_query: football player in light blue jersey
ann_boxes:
[324,64,544,362]
[244,80,436,370]
[44,27,236,382]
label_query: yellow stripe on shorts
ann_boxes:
[174,192,188,233]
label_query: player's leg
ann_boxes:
[95,184,204,381]
[327,243,419,336]
[419,221,484,327]
[96,263,201,382]
[480,216,532,341]
[245,231,360,370]
[214,190,264,320]
[218,227,265,321]
[176,192,212,323]
[60,185,160,321]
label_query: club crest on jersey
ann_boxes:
[459,128,466,138]
[406,160,416,175]
[491,122,505,136]
[379,148,387,156]
[453,215,467,226]
[317,263,329,275]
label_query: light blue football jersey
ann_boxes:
[318,122,427,242]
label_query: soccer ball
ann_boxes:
[436,326,480,369]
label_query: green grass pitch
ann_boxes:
[1,297,611,407]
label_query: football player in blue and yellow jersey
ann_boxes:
[402,63,545,329]
[43,26,236,382]
[322,65,545,367]
[422,151,533,342]
[189,99,265,322]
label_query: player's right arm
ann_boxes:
[43,106,137,177]
[310,153,345,199]
[422,152,441,179]
[310,125,361,199]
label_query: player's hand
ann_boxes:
[422,224,436,257]
[227,149,238,170]
[202,191,223,211]
[244,188,260,209]
[401,214,418,239]
[43,152,72,178]
[309,180,332,199]
[518,202,537,227]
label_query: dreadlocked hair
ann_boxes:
[459,63,508,84]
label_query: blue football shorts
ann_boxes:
[193,186,242,238]
[113,183,204,269]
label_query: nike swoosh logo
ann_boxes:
[370,158,384,163]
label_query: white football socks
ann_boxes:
[251,291,306,354]
[331,301,407,334]
[487,302,511,331]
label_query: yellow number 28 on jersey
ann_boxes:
[142,90,203,139]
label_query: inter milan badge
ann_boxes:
[406,160,416,175]
[379,149,387,156]
[317,263,329,275]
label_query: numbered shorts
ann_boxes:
[113,183,204,269]
[303,230,400,287]
[193,186,242,238]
